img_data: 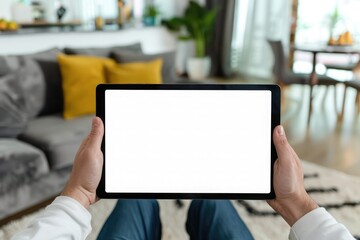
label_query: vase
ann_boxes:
[176,40,195,75]
[57,5,66,22]
[187,57,211,81]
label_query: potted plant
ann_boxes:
[143,4,161,26]
[162,1,217,80]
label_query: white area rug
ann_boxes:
[1,161,360,240]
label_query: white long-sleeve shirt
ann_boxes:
[289,207,355,240]
[11,196,355,240]
[11,197,91,240]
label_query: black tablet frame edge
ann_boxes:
[96,84,281,200]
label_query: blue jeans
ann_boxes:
[97,200,254,240]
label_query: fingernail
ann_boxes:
[277,126,284,136]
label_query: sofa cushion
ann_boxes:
[58,54,115,119]
[0,48,62,119]
[0,139,49,196]
[106,59,163,84]
[0,74,28,138]
[64,43,143,57]
[36,60,64,116]
[19,48,62,118]
[0,166,71,220]
[111,50,179,83]
[0,48,61,73]
[17,58,46,118]
[0,55,21,75]
[0,57,11,77]
[19,115,92,169]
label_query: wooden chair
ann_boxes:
[268,40,340,123]
[340,80,360,119]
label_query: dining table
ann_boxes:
[294,44,360,85]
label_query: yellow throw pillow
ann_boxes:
[106,59,163,84]
[58,54,115,119]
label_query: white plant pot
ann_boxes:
[187,57,211,81]
[175,40,195,75]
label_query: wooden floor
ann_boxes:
[217,77,360,176]
[282,84,360,177]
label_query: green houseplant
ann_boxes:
[163,1,217,80]
[143,4,161,26]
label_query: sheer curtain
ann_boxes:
[232,0,291,79]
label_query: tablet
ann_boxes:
[96,84,280,199]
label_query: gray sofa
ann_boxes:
[0,47,97,221]
[0,43,182,221]
[0,117,91,221]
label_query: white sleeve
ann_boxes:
[289,207,355,240]
[11,196,92,240]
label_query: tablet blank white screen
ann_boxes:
[105,90,272,194]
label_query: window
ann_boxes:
[296,0,360,44]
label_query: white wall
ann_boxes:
[38,0,69,22]
[0,26,176,55]
[0,0,190,22]
[0,0,14,20]
[144,0,190,19]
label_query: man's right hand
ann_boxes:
[267,125,318,226]
[62,117,104,209]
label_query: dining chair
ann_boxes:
[268,40,340,123]
[340,80,360,119]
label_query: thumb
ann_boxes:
[273,125,292,163]
[86,117,104,149]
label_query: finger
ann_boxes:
[86,117,104,149]
[273,125,293,163]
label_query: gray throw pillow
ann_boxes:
[0,57,11,77]
[17,57,46,118]
[64,43,143,57]
[0,56,20,76]
[0,48,60,76]
[0,48,62,118]
[24,48,61,61]
[0,74,28,137]
[22,48,62,117]
[111,50,179,84]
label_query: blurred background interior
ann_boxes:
[0,0,360,237]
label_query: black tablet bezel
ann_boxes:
[96,84,280,200]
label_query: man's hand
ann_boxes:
[62,117,104,208]
[267,125,318,226]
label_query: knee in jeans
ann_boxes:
[148,199,160,211]
[115,199,159,210]
[190,200,229,213]
[198,199,229,207]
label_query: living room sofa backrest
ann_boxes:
[64,43,143,57]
